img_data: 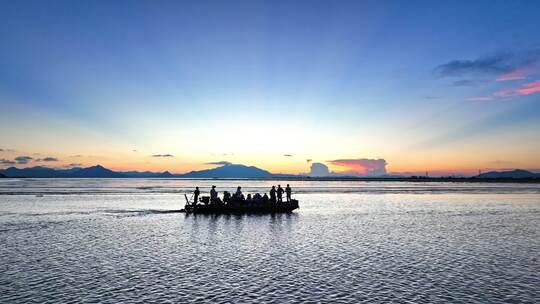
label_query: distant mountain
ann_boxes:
[1,166,69,178]
[0,163,279,178]
[477,169,539,179]
[121,170,174,178]
[180,164,273,178]
[0,165,124,178]
[69,165,124,178]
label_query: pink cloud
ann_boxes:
[516,80,540,95]
[468,96,494,101]
[477,79,540,101]
[329,158,387,176]
[496,65,535,81]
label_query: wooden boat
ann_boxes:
[182,194,299,214]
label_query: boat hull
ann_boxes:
[183,200,299,214]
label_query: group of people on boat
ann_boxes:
[191,184,293,207]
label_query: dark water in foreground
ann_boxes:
[1,179,539,303]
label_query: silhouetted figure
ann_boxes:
[193,187,200,206]
[210,185,218,204]
[285,184,292,202]
[253,193,262,204]
[223,191,231,204]
[277,185,284,202]
[246,194,252,205]
[235,186,243,199]
[263,193,269,204]
[270,186,277,203]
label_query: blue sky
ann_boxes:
[1,0,539,175]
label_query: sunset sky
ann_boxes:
[1,1,539,176]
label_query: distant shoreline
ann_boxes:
[1,176,539,183]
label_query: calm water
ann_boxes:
[1,179,539,303]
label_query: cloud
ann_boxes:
[452,79,477,86]
[283,154,293,157]
[70,155,82,158]
[493,79,540,98]
[36,157,59,162]
[496,66,533,81]
[468,96,494,101]
[435,49,540,79]
[516,80,540,95]
[0,159,16,165]
[67,163,82,167]
[435,53,513,77]
[329,158,387,176]
[306,159,312,163]
[309,163,330,177]
[15,156,33,164]
[205,161,232,166]
[151,154,174,157]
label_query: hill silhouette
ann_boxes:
[0,163,275,178]
[1,165,124,178]
[477,169,539,179]
[181,163,273,178]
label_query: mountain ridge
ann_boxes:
[0,163,280,178]
[1,165,539,179]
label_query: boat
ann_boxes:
[181,194,299,214]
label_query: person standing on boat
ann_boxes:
[277,185,284,202]
[285,184,292,202]
[210,185,218,204]
[235,186,244,200]
[193,187,200,205]
[270,186,277,203]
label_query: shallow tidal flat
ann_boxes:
[1,179,539,303]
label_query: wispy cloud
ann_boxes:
[36,157,59,162]
[435,53,514,77]
[467,96,494,101]
[452,79,477,87]
[0,159,16,165]
[283,154,293,157]
[433,48,540,82]
[15,156,33,164]
[493,80,540,98]
[435,50,540,79]
[496,66,534,81]
[306,159,312,163]
[151,154,174,157]
[205,161,232,166]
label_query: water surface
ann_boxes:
[1,179,539,303]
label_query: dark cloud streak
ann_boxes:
[0,159,16,165]
[36,157,59,162]
[151,154,174,158]
[15,156,33,164]
[434,49,540,78]
[205,161,232,166]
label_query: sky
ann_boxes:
[1,0,540,176]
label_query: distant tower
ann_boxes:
[425,171,429,177]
